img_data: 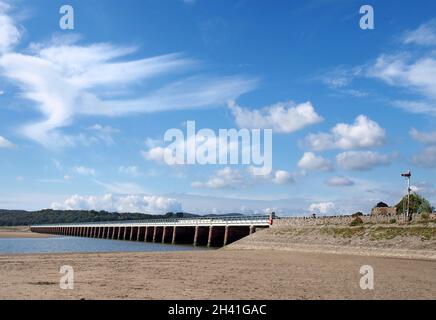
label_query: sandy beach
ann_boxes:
[0,227,50,239]
[0,249,435,300]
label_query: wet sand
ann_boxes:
[0,249,434,300]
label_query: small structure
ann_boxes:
[371,202,397,221]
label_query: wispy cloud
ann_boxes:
[93,179,147,194]
[73,166,96,176]
[325,176,355,187]
[336,151,391,171]
[0,6,257,148]
[403,19,436,46]
[0,1,21,54]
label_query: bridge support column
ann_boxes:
[171,226,177,244]
[207,226,226,247]
[152,227,157,242]
[223,226,229,246]
[130,227,138,241]
[153,227,164,243]
[137,227,145,241]
[207,226,213,247]
[162,226,174,244]
[143,227,148,242]
[107,227,112,239]
[194,226,209,246]
[249,225,256,235]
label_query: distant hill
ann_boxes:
[0,210,190,226]
[0,209,245,226]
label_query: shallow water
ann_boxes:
[0,236,209,254]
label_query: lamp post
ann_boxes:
[401,170,412,222]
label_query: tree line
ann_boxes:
[0,209,198,226]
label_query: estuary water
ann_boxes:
[0,236,208,254]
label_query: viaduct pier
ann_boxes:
[30,215,272,247]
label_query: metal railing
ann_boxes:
[31,215,271,228]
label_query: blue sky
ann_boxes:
[0,0,435,215]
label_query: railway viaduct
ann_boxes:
[30,215,272,247]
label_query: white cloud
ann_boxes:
[191,166,295,189]
[73,166,96,176]
[141,147,167,163]
[336,151,390,171]
[403,20,436,46]
[191,167,244,189]
[247,166,295,185]
[325,176,355,187]
[0,6,257,147]
[0,135,14,148]
[51,194,182,214]
[229,100,323,133]
[302,115,386,151]
[410,128,436,145]
[118,166,141,177]
[412,146,436,168]
[309,202,335,215]
[272,170,294,185]
[141,131,247,166]
[297,152,333,172]
[0,1,21,54]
